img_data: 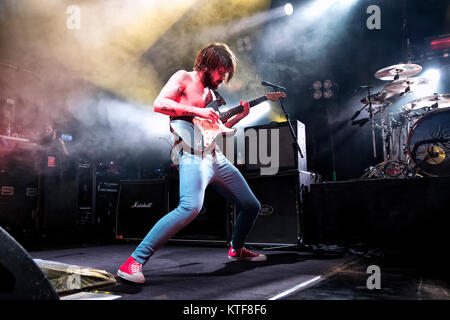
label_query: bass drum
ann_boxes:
[407,107,450,175]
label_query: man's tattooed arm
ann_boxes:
[154,70,199,117]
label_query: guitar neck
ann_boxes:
[219,96,268,122]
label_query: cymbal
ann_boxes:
[375,64,422,81]
[360,91,397,105]
[403,93,450,111]
[383,76,430,93]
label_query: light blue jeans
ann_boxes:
[131,150,261,264]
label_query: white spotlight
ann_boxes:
[338,0,358,6]
[423,69,441,82]
[305,0,336,18]
[284,3,294,16]
[414,68,441,97]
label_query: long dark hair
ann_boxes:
[193,42,236,83]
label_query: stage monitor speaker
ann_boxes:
[244,120,307,173]
[115,179,167,240]
[167,176,230,244]
[0,227,59,300]
[242,172,301,246]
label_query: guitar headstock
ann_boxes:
[265,92,287,101]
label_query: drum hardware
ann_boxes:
[360,160,421,179]
[352,62,450,178]
[351,63,450,178]
[359,90,397,106]
[351,117,370,127]
[366,87,377,158]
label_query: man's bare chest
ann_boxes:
[181,84,213,108]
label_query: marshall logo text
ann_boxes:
[131,201,153,209]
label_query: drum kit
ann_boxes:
[351,63,450,178]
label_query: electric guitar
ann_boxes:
[169,92,286,155]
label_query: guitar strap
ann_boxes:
[212,90,227,108]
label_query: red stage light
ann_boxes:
[430,36,450,50]
[47,156,56,167]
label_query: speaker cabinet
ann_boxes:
[244,120,307,173]
[39,157,78,230]
[167,176,230,244]
[242,172,302,246]
[95,180,119,241]
[0,227,59,300]
[115,179,167,240]
[77,164,95,211]
[0,169,38,232]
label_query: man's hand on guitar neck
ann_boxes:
[224,100,250,128]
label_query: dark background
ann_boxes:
[1,0,449,182]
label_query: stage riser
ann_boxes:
[303,176,450,248]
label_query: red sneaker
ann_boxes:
[228,245,267,262]
[117,256,145,284]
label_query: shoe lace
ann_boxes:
[130,261,142,274]
[239,247,258,257]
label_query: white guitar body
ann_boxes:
[191,118,236,149]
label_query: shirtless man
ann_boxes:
[117,42,266,284]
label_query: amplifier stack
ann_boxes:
[115,120,321,247]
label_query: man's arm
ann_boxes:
[224,100,250,128]
[153,70,220,123]
[58,138,69,156]
[153,70,195,117]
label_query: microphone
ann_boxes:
[261,81,286,91]
[350,110,361,121]
[351,118,369,127]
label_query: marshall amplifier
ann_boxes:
[115,179,167,240]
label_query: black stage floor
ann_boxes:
[28,242,450,301]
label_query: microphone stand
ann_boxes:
[260,83,316,253]
[264,84,304,160]
[366,87,377,158]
